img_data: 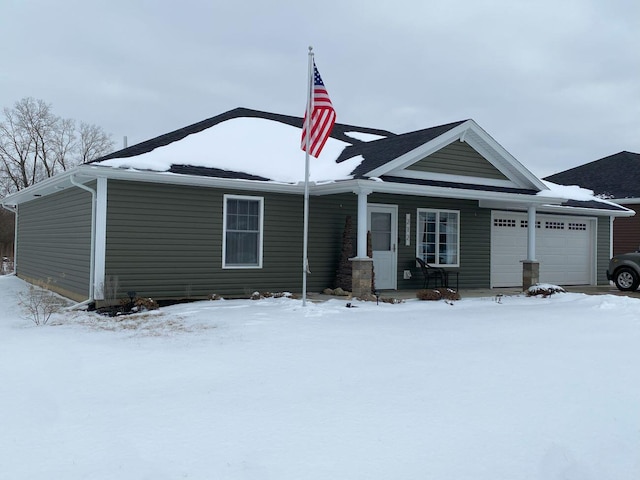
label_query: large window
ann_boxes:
[416,209,459,266]
[223,195,263,268]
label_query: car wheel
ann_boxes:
[614,267,640,291]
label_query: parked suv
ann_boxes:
[607,252,640,291]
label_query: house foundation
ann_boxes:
[350,258,373,298]
[522,260,539,290]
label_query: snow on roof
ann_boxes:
[96,117,362,183]
[538,180,627,210]
[537,180,598,201]
[343,131,388,142]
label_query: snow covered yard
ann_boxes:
[1,276,639,480]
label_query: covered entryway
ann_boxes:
[367,204,398,290]
[491,211,595,287]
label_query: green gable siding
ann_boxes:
[406,140,509,180]
[16,186,92,301]
[596,216,611,285]
[105,180,355,299]
[368,193,490,290]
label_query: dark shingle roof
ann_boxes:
[544,151,640,199]
[561,199,630,212]
[380,175,537,195]
[92,107,466,180]
[341,121,467,178]
[93,107,396,163]
[168,164,270,181]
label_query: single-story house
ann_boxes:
[1,108,633,305]
[545,151,640,255]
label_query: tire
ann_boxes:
[614,267,640,291]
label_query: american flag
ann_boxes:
[301,61,336,158]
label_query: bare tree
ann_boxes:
[0,97,115,197]
[79,122,115,164]
[0,207,15,257]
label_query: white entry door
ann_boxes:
[368,204,398,290]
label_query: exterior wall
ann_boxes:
[596,216,612,285]
[613,204,640,255]
[105,182,492,299]
[15,186,92,301]
[406,140,509,180]
[367,193,490,290]
[104,180,355,299]
[14,177,609,301]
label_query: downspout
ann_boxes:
[1,203,17,275]
[69,174,97,309]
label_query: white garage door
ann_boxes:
[491,211,595,287]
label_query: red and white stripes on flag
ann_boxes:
[301,61,336,158]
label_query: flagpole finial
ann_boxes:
[308,45,313,52]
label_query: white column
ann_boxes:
[527,205,536,261]
[94,177,108,300]
[356,189,371,258]
[610,217,614,258]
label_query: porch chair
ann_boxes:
[416,257,446,289]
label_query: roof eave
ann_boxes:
[539,204,635,217]
[315,178,564,205]
[1,169,79,206]
[612,197,640,205]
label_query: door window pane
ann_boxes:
[371,212,391,251]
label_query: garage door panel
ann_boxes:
[491,212,594,287]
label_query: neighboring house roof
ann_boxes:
[544,151,640,201]
[2,108,633,217]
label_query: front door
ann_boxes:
[368,204,398,290]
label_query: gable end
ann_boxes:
[405,141,509,180]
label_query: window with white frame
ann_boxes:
[223,195,263,268]
[416,209,459,266]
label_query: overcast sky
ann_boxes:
[2,0,638,178]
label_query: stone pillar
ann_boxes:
[522,260,540,290]
[350,258,374,298]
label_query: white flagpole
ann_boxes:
[302,46,314,307]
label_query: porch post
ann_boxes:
[527,204,536,261]
[350,188,374,298]
[522,204,539,290]
[355,189,371,258]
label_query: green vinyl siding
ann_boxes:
[406,140,508,180]
[105,180,355,299]
[596,216,611,285]
[368,193,491,290]
[16,186,92,301]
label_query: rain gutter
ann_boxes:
[68,174,97,309]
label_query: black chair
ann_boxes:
[416,257,446,289]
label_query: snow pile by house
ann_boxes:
[97,117,363,183]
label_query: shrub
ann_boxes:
[102,275,120,305]
[526,284,566,297]
[416,288,461,301]
[17,281,65,325]
[251,291,294,300]
[134,297,159,311]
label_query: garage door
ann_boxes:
[491,211,595,287]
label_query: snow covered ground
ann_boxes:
[1,275,639,479]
